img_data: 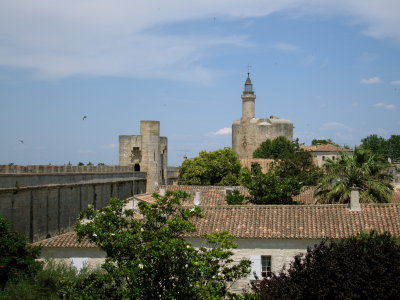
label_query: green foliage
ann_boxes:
[316,148,393,203]
[360,134,400,161]
[311,139,339,146]
[253,137,295,159]
[275,148,322,187]
[226,190,245,205]
[179,148,242,186]
[0,259,91,300]
[251,231,400,300]
[62,192,251,299]
[77,162,84,166]
[242,163,299,205]
[97,163,105,166]
[253,137,321,187]
[0,216,42,289]
[87,162,93,166]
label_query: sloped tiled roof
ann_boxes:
[32,231,96,248]
[34,203,400,248]
[188,203,400,239]
[301,144,353,152]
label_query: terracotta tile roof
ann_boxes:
[301,144,353,152]
[187,203,400,239]
[32,231,96,248]
[240,158,275,173]
[135,185,249,207]
[34,203,400,248]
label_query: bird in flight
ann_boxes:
[19,140,24,144]
[82,116,88,120]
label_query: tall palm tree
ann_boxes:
[316,148,393,203]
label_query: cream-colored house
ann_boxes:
[34,185,400,291]
[301,144,353,167]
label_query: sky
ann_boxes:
[0,0,399,167]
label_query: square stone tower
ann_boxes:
[119,120,167,192]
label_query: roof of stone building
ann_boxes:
[240,158,275,173]
[136,185,400,206]
[187,203,400,239]
[32,231,96,248]
[34,185,400,248]
[33,202,400,248]
[301,144,353,152]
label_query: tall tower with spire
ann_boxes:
[232,73,294,158]
[242,73,256,119]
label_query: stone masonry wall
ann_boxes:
[0,178,146,242]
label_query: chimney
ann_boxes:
[349,187,361,211]
[159,188,166,197]
[194,191,201,206]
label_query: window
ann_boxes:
[261,255,272,278]
[322,156,325,161]
[250,255,272,280]
[71,257,88,272]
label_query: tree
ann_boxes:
[241,163,299,205]
[61,192,251,299]
[226,190,245,205]
[311,139,339,146]
[252,137,321,188]
[360,134,400,162]
[316,148,393,203]
[179,148,242,186]
[253,137,295,159]
[0,216,42,289]
[250,231,400,300]
[359,134,387,160]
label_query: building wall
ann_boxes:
[187,237,321,292]
[40,247,106,271]
[0,178,146,242]
[233,117,293,159]
[311,151,341,167]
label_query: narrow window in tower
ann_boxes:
[154,152,155,161]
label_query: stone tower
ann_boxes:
[232,74,294,158]
[119,120,167,192]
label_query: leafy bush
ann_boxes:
[251,231,400,300]
[226,190,245,205]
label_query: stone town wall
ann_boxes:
[0,178,146,242]
[0,165,134,174]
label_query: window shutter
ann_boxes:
[250,255,261,280]
[71,257,88,272]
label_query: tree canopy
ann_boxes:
[360,134,400,161]
[179,148,242,186]
[253,136,295,159]
[311,139,338,146]
[251,231,400,300]
[316,148,393,203]
[62,192,250,299]
[241,163,299,205]
[0,216,42,289]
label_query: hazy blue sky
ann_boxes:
[1,0,399,166]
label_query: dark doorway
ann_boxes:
[134,164,140,171]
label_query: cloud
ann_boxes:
[1,1,400,81]
[374,102,396,109]
[360,77,381,84]
[271,42,300,52]
[320,122,354,132]
[390,80,400,85]
[212,127,232,135]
